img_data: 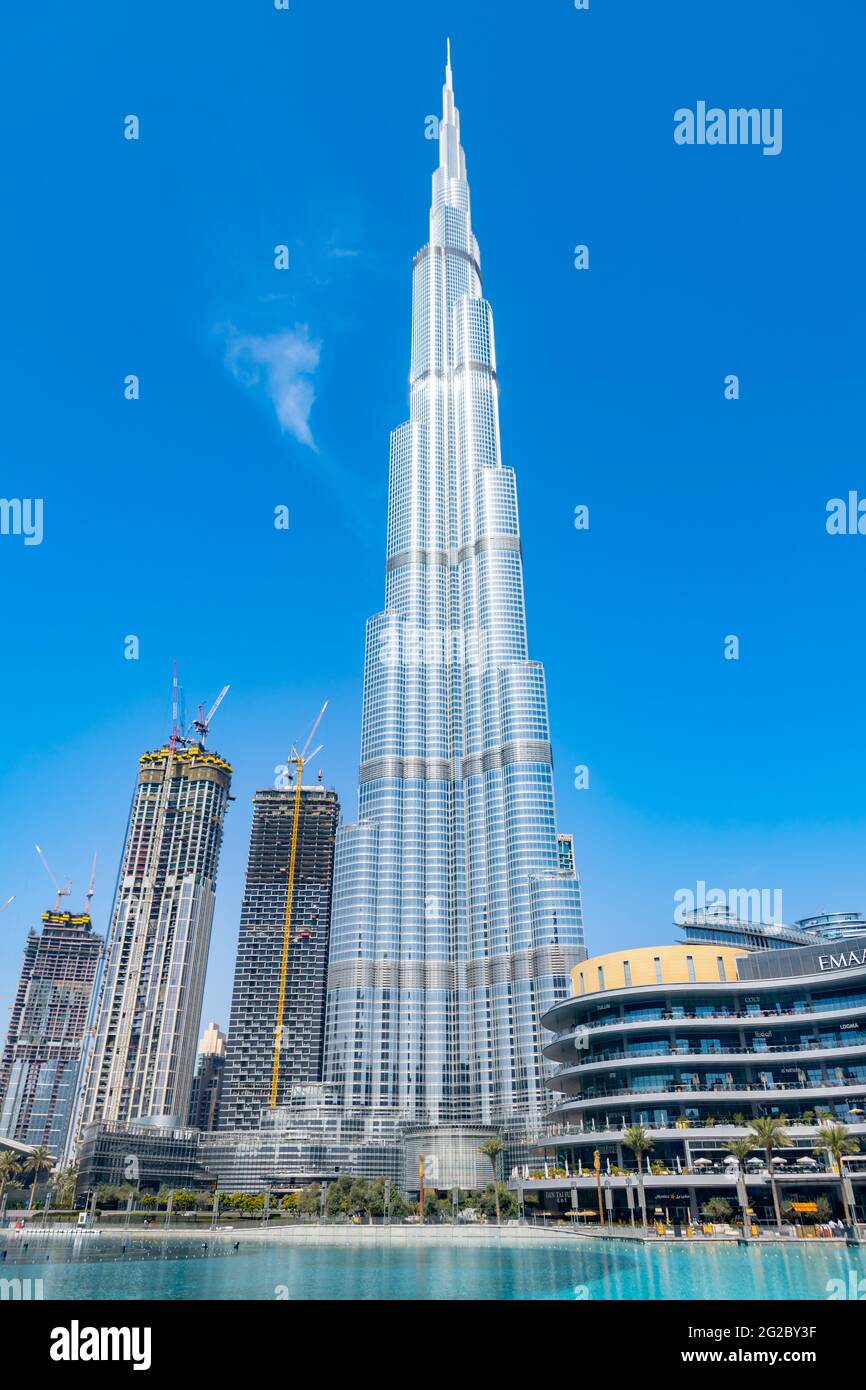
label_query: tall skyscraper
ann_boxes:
[218,784,340,1131]
[0,908,102,1155]
[188,1020,226,1132]
[79,736,232,1132]
[324,47,585,1131]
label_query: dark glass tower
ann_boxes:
[0,909,102,1156]
[188,1021,226,1131]
[218,785,340,1131]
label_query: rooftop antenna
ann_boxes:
[270,700,328,1107]
[35,845,72,913]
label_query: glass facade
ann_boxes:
[795,912,866,943]
[542,945,866,1140]
[0,911,102,1157]
[79,743,232,1132]
[521,942,866,1223]
[218,786,340,1129]
[324,49,585,1129]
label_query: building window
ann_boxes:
[578,971,585,995]
[686,955,697,983]
[653,957,663,984]
[623,960,632,987]
[717,956,727,982]
[597,966,606,991]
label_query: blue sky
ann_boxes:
[1,0,864,1032]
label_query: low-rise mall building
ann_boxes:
[527,938,866,1226]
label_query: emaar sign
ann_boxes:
[819,948,866,973]
[737,937,866,983]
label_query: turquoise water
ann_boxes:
[2,1234,863,1300]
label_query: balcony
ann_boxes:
[547,1037,866,1082]
[549,1075,866,1111]
[545,999,866,1050]
[534,1119,866,1147]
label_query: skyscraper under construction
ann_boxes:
[0,907,102,1156]
[78,717,232,1134]
[218,784,340,1131]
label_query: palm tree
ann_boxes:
[622,1125,654,1170]
[23,1146,54,1212]
[726,1137,755,1173]
[51,1165,78,1210]
[622,1124,654,1227]
[813,1122,860,1224]
[748,1116,793,1230]
[726,1137,756,1232]
[0,1151,22,1206]
[478,1136,506,1225]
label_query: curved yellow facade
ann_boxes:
[572,943,747,996]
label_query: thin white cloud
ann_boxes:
[222,325,321,450]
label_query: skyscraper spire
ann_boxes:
[324,50,585,1134]
[438,37,465,186]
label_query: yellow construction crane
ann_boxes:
[269,701,328,1108]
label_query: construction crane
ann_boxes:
[192,685,230,746]
[0,895,14,917]
[35,845,72,912]
[85,854,97,916]
[168,662,230,750]
[269,701,328,1108]
[169,659,185,751]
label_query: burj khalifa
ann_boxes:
[324,45,585,1132]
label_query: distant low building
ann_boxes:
[188,1022,226,1132]
[795,912,866,943]
[678,907,815,951]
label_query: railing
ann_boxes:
[549,1000,866,1039]
[558,1075,866,1104]
[541,1118,866,1140]
[523,1212,864,1241]
[551,1037,866,1072]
